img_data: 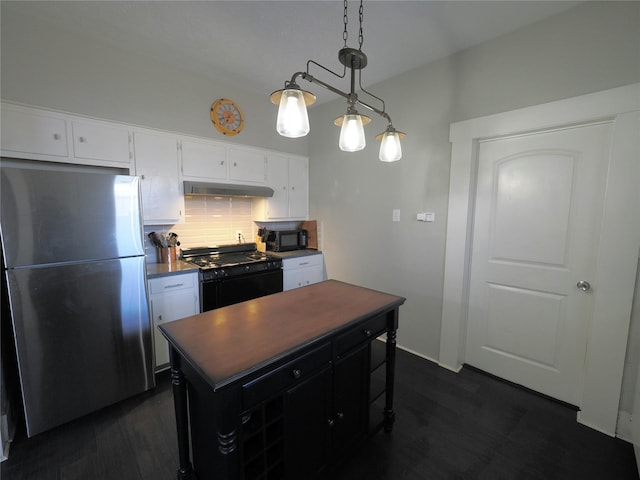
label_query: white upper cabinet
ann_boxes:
[71,120,131,166]
[180,139,266,185]
[263,154,289,218]
[228,147,266,183]
[1,105,69,159]
[133,131,184,225]
[254,154,308,221]
[1,103,308,224]
[288,155,308,219]
[181,139,228,181]
[1,103,132,167]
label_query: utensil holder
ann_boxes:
[156,246,177,264]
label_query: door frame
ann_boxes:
[438,83,640,436]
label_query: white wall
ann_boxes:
[0,8,308,157]
[626,259,640,473]
[308,1,640,360]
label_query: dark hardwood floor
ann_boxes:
[2,349,638,480]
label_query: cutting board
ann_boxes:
[300,220,318,250]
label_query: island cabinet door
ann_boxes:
[331,343,369,458]
[284,367,332,479]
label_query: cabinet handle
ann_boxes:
[220,160,225,165]
[292,368,302,379]
[141,174,145,180]
[363,329,372,337]
[233,162,237,167]
[299,262,309,266]
[53,133,61,140]
[336,412,344,420]
[291,186,295,191]
[158,315,163,321]
[79,136,86,143]
[164,283,185,289]
[327,419,335,428]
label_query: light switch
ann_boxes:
[392,209,401,222]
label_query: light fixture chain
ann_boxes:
[343,0,349,47]
[358,0,364,50]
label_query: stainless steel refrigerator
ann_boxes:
[1,165,154,437]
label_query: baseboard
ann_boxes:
[616,411,634,443]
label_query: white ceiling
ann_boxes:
[2,1,583,104]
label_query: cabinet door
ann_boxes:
[283,255,324,291]
[332,344,369,458]
[265,154,290,219]
[181,139,228,180]
[228,148,265,183]
[285,367,332,479]
[72,121,131,165]
[1,107,68,158]
[302,265,324,287]
[133,132,184,224]
[288,157,308,219]
[149,275,199,368]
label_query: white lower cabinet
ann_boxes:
[148,272,200,370]
[282,254,324,291]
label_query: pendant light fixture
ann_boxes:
[270,0,406,161]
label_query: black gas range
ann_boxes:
[180,243,283,312]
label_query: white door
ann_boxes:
[465,121,612,406]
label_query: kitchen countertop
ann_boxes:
[146,260,199,279]
[147,249,322,279]
[267,249,322,259]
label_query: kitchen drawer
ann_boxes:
[243,342,331,409]
[334,313,387,357]
[148,272,198,294]
[282,253,323,270]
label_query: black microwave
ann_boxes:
[265,229,308,252]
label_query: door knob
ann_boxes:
[577,280,591,292]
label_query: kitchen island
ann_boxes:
[159,279,405,480]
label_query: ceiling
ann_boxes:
[2,1,583,104]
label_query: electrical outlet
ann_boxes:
[417,212,435,222]
[236,230,243,242]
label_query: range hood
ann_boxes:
[184,181,274,198]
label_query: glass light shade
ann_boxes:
[338,114,366,152]
[379,130,402,162]
[276,89,310,138]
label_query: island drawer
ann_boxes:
[335,313,387,357]
[242,342,331,409]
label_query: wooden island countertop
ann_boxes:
[159,279,406,391]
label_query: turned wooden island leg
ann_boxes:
[169,348,195,480]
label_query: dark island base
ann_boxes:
[160,280,406,480]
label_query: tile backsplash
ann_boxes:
[144,195,256,262]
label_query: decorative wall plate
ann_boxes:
[211,98,244,136]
